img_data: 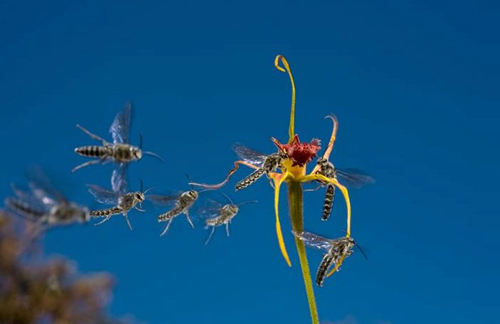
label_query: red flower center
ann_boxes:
[272,135,321,166]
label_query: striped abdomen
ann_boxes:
[5,198,45,220]
[205,215,224,227]
[90,207,121,217]
[321,184,336,221]
[235,168,266,191]
[75,146,111,158]
[316,253,335,287]
[158,207,182,222]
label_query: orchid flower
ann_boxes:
[191,55,354,324]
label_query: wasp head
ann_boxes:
[131,146,143,160]
[187,190,199,201]
[224,204,239,215]
[134,191,145,202]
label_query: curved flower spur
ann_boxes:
[190,55,372,324]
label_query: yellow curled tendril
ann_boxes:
[275,55,296,143]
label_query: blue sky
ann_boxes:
[1,1,499,323]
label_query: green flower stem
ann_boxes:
[288,181,319,324]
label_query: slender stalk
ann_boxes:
[288,181,319,324]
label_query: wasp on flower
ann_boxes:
[190,55,372,324]
[293,230,367,287]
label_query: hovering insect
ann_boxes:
[231,143,288,191]
[315,157,374,221]
[86,179,153,231]
[293,230,366,287]
[148,179,201,236]
[200,193,257,245]
[72,102,163,175]
[5,168,90,227]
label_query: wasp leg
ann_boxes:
[135,206,146,212]
[205,226,216,245]
[185,211,195,228]
[267,177,275,189]
[160,219,173,236]
[123,212,133,231]
[72,157,107,172]
[76,124,108,144]
[303,184,323,192]
[225,222,230,236]
[94,215,112,226]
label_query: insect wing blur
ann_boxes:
[109,102,132,145]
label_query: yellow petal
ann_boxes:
[274,55,296,143]
[273,172,292,267]
[300,174,352,237]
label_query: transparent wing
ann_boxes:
[293,231,333,252]
[232,143,268,167]
[195,199,223,220]
[147,193,181,206]
[4,197,45,222]
[109,102,132,144]
[336,168,375,189]
[26,166,66,205]
[86,184,120,205]
[111,163,129,195]
[9,184,50,212]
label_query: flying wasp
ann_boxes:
[73,102,163,175]
[232,143,288,191]
[199,193,257,245]
[293,230,367,287]
[148,177,204,236]
[315,157,374,221]
[5,167,90,227]
[86,179,153,231]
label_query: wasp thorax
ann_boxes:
[81,207,91,222]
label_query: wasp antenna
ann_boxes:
[143,151,164,162]
[143,186,156,195]
[184,173,194,189]
[354,243,369,261]
[238,200,259,207]
[220,192,234,205]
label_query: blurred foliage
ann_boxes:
[0,211,133,324]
